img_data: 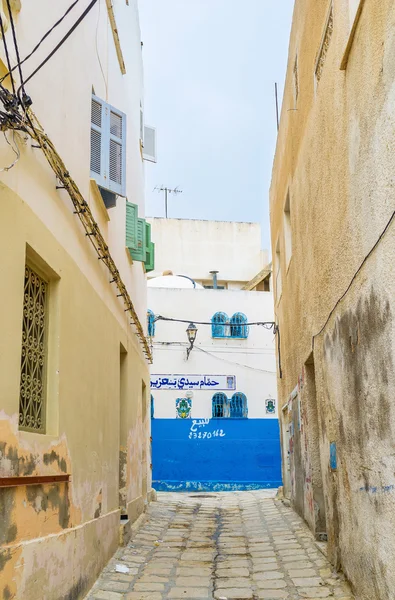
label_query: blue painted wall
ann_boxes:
[152,418,282,492]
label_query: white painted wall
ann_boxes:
[147,218,268,286]
[148,287,278,419]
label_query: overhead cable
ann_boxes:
[17,0,99,95]
[154,315,276,330]
[0,0,81,84]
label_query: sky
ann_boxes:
[138,0,294,251]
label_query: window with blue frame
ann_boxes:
[211,312,228,338]
[229,392,248,418]
[151,394,154,418]
[230,313,249,338]
[212,392,228,418]
[147,309,155,337]
[211,312,249,338]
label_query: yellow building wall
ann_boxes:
[0,1,152,598]
[270,1,395,598]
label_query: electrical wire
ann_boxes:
[5,0,25,95]
[152,342,277,374]
[312,207,395,346]
[154,315,276,329]
[0,11,16,95]
[0,130,20,171]
[0,0,81,84]
[17,0,99,95]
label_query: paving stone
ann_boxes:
[255,578,288,589]
[92,592,124,600]
[175,576,212,587]
[214,588,253,599]
[298,588,332,598]
[257,591,289,599]
[86,491,355,600]
[125,594,163,600]
[292,577,324,587]
[216,567,250,577]
[215,577,252,587]
[288,569,317,577]
[133,582,165,591]
[168,588,210,598]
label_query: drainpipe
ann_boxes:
[210,271,219,289]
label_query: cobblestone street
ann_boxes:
[85,491,354,600]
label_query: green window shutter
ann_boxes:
[145,221,151,245]
[125,201,138,249]
[128,217,146,262]
[145,241,155,272]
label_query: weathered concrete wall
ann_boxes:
[0,191,151,599]
[270,0,395,598]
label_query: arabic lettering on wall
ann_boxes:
[188,418,226,440]
[150,375,236,391]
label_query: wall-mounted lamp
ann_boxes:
[186,322,198,360]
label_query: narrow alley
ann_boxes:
[86,491,354,600]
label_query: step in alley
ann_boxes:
[85,490,354,600]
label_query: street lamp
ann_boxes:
[186,322,198,360]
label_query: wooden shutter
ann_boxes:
[90,95,127,197]
[108,106,126,196]
[128,217,146,262]
[145,242,155,272]
[90,96,105,186]
[125,201,138,249]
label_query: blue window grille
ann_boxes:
[230,312,249,338]
[212,393,228,418]
[147,309,155,337]
[151,394,154,418]
[211,312,229,338]
[229,392,248,418]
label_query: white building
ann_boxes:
[147,220,282,491]
[147,217,269,289]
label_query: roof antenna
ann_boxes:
[154,185,183,218]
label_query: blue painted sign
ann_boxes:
[152,418,282,492]
[151,375,236,391]
[330,441,337,470]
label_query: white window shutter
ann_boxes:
[143,125,157,163]
[90,95,106,187]
[90,95,127,197]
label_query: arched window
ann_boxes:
[230,313,249,338]
[147,309,155,337]
[212,393,228,418]
[229,393,248,418]
[211,312,228,338]
[151,394,154,418]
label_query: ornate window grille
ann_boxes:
[212,392,228,418]
[211,312,229,338]
[229,392,248,418]
[147,309,155,337]
[19,265,48,433]
[230,313,249,338]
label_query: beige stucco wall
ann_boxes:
[0,1,152,599]
[270,1,395,598]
